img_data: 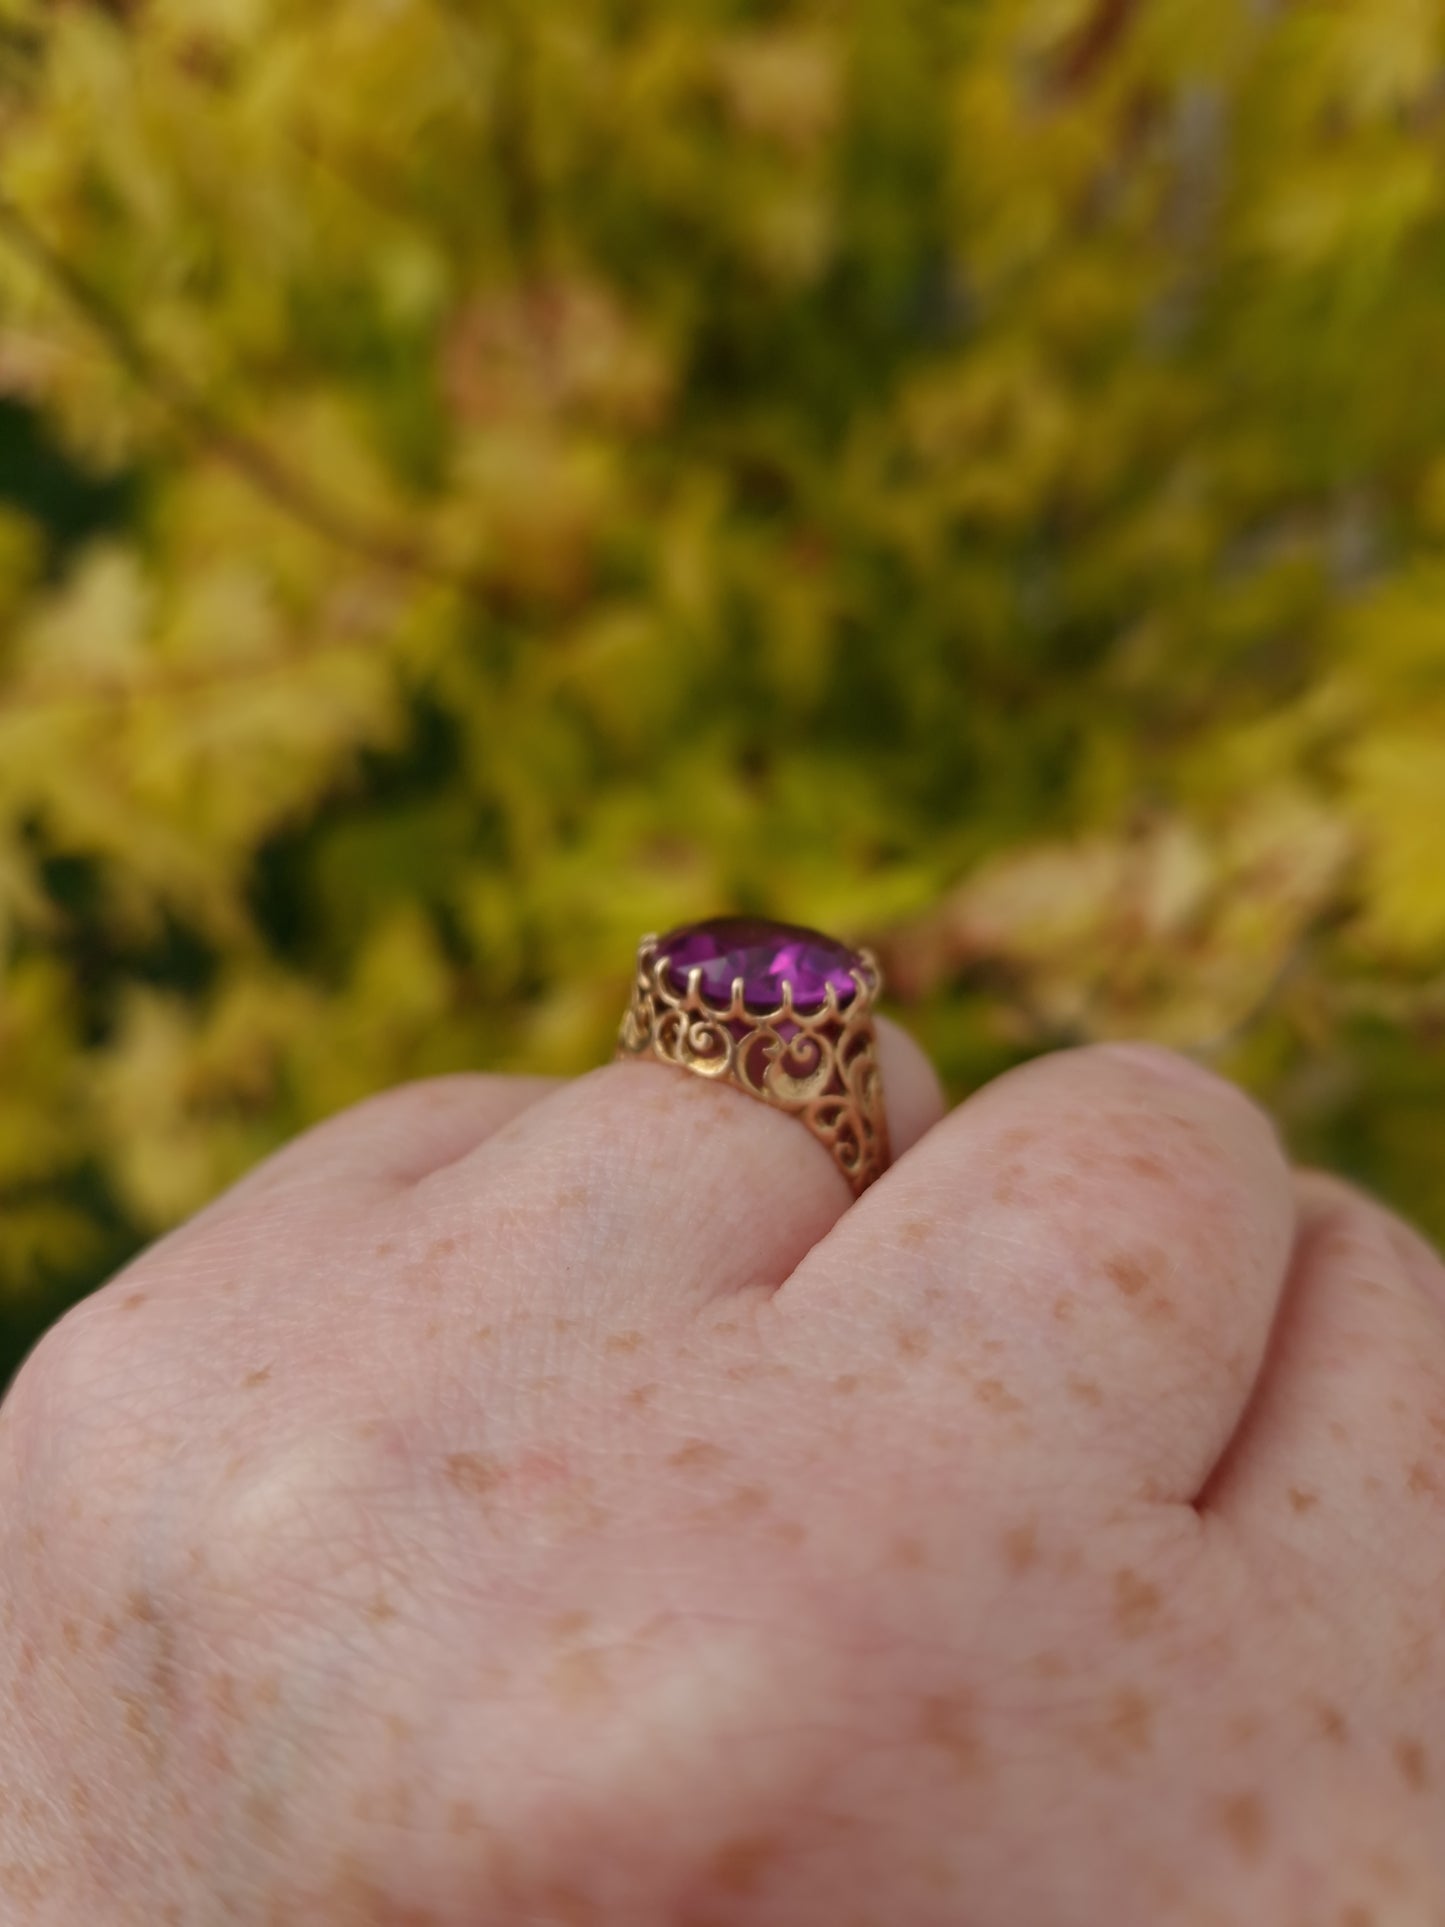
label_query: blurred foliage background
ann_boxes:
[1,0,1443,1386]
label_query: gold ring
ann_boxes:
[615,916,891,1195]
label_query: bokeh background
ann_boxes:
[1,0,1443,1388]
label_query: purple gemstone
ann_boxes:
[657,916,864,1015]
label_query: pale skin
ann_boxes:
[2,1032,1444,1925]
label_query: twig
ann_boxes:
[0,193,482,597]
[1056,0,1141,91]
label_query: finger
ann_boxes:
[1201,1172,1445,1638]
[774,1042,1297,1504]
[167,1074,565,1243]
[413,1015,945,1324]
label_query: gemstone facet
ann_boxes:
[656,916,863,1014]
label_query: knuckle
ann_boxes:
[322,1072,520,1144]
[1,1291,155,1510]
[197,1424,397,1606]
[4,1298,102,1450]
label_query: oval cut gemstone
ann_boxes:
[657,916,862,1014]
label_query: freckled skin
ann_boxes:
[707,1837,782,1897]
[1396,1739,1431,1792]
[444,1452,501,1496]
[1104,1250,1156,1299]
[1316,1703,1350,1745]
[1216,1792,1270,1865]
[1113,1569,1163,1639]
[1001,1522,1038,1575]
[2,1046,1444,1924]
[1409,1461,1442,1499]
[918,1694,984,1779]
[1108,1689,1154,1757]
[974,1377,1025,1414]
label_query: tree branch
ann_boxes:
[1056,0,1142,92]
[0,193,484,598]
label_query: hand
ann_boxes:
[3,1036,1442,1923]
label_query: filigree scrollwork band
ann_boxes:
[616,935,890,1195]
